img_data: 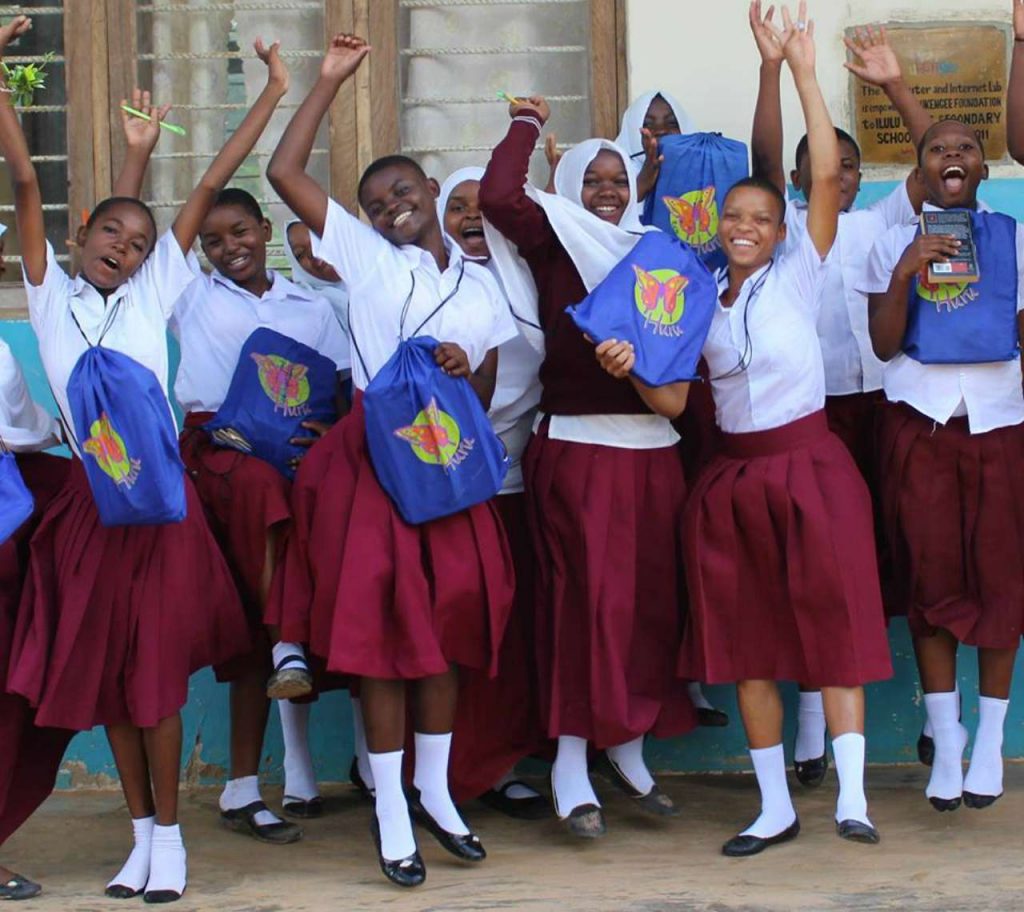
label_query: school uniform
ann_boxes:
[858,205,1024,648]
[480,118,697,749]
[270,198,517,682]
[6,235,248,732]
[679,231,892,687]
[172,267,349,678]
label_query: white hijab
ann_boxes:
[282,218,350,332]
[614,90,697,172]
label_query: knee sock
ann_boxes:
[219,775,282,827]
[832,732,871,826]
[606,736,655,796]
[740,744,796,838]
[271,641,306,669]
[687,681,715,711]
[145,824,187,900]
[412,732,469,835]
[551,735,599,818]
[794,691,827,763]
[493,769,540,799]
[351,698,375,792]
[964,695,1009,798]
[924,690,968,802]
[107,815,154,894]
[278,700,318,802]
[922,681,959,740]
[369,750,416,861]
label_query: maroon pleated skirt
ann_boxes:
[877,402,1024,647]
[274,394,515,681]
[680,410,892,687]
[7,459,250,730]
[524,422,696,749]
[449,492,550,803]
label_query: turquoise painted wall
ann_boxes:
[5,177,1024,788]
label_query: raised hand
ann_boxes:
[320,33,370,84]
[120,88,172,154]
[544,132,562,192]
[636,127,664,202]
[749,1,783,64]
[509,94,550,125]
[844,25,903,86]
[777,2,816,77]
[255,38,289,94]
[0,15,30,58]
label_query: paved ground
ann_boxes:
[6,764,1023,912]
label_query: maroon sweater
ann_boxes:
[479,118,650,417]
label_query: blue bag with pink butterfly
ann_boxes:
[358,335,508,525]
[643,132,749,271]
[206,327,339,479]
[568,231,717,387]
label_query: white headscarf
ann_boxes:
[614,90,697,173]
[282,218,350,332]
[0,338,59,452]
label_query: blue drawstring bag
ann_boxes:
[65,304,186,527]
[205,327,339,478]
[0,445,34,544]
[569,231,717,386]
[360,336,509,525]
[643,132,749,271]
[905,210,1020,365]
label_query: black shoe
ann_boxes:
[595,754,680,818]
[143,887,185,904]
[794,753,828,788]
[282,795,324,819]
[559,803,607,839]
[836,819,880,844]
[963,790,1002,810]
[478,780,551,820]
[369,818,426,888]
[408,790,486,862]
[220,801,304,844]
[697,707,730,728]
[0,874,42,901]
[105,883,143,900]
[722,818,800,857]
[349,757,375,801]
[917,732,935,767]
[266,654,313,701]
[928,794,962,812]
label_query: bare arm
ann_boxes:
[1009,2,1024,163]
[469,348,499,411]
[748,1,787,195]
[594,339,691,419]
[172,39,289,254]
[111,89,172,199]
[267,34,370,237]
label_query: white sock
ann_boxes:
[832,732,871,826]
[795,691,827,763]
[412,732,469,835]
[924,690,968,802]
[687,681,714,711]
[606,736,655,796]
[493,769,540,800]
[271,641,306,669]
[279,700,319,802]
[107,815,154,894]
[922,681,958,740]
[145,824,187,899]
[351,698,375,791]
[219,775,281,827]
[740,744,796,838]
[964,696,1009,798]
[551,735,599,818]
[369,750,416,861]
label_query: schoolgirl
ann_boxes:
[0,337,69,901]
[480,99,697,836]
[679,5,891,855]
[267,35,517,887]
[614,88,696,203]
[860,116,1024,813]
[1,25,287,902]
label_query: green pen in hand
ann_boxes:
[120,103,187,136]
[497,91,525,106]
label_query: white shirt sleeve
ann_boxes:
[310,198,399,290]
[313,297,352,370]
[132,230,199,322]
[22,242,74,339]
[859,226,911,296]
[779,227,828,313]
[866,181,916,229]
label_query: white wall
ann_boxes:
[624,0,1021,179]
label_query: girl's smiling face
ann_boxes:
[443,180,489,259]
[580,150,630,225]
[718,184,786,272]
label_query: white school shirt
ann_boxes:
[782,184,916,396]
[24,232,193,457]
[0,337,59,452]
[311,199,517,391]
[858,202,1024,435]
[171,266,351,414]
[705,230,828,434]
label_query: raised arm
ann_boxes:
[0,17,46,285]
[111,89,172,199]
[172,39,289,253]
[1009,1,1024,163]
[749,1,787,196]
[267,34,370,237]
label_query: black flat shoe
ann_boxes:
[143,887,185,904]
[963,790,1002,810]
[794,753,828,788]
[595,754,680,818]
[917,732,935,767]
[282,795,324,819]
[220,801,303,844]
[478,781,550,820]
[105,883,142,899]
[558,802,607,839]
[928,795,962,812]
[408,790,486,862]
[266,655,313,701]
[697,707,730,728]
[836,819,880,844]
[349,757,375,801]
[0,874,41,901]
[370,818,426,888]
[722,818,800,857]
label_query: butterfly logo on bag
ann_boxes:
[663,186,720,257]
[915,275,977,313]
[394,397,475,472]
[633,266,689,337]
[83,412,142,490]
[252,352,313,417]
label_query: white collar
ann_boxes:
[715,260,774,295]
[209,268,311,302]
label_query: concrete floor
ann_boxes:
[5,765,1023,912]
